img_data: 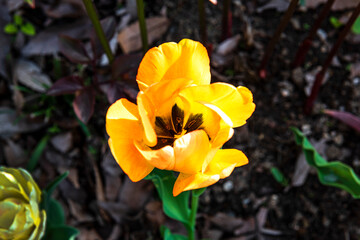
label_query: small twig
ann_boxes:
[304,2,360,114]
[82,0,114,63]
[258,0,299,79]
[292,0,335,68]
[136,0,149,53]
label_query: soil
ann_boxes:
[1,0,360,239]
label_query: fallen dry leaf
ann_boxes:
[68,199,94,223]
[304,66,329,96]
[4,140,27,167]
[0,108,45,137]
[350,62,360,78]
[291,151,311,187]
[43,0,86,19]
[77,228,102,240]
[210,212,244,233]
[118,178,154,213]
[216,34,241,56]
[7,0,24,11]
[50,132,73,153]
[104,175,121,201]
[145,201,166,226]
[117,16,170,54]
[256,0,290,13]
[292,139,326,187]
[98,201,127,223]
[14,59,52,93]
[305,0,360,10]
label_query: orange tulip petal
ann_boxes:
[179,83,255,128]
[173,172,220,196]
[134,142,175,170]
[137,39,210,91]
[142,78,193,116]
[108,138,154,182]
[137,92,157,147]
[206,149,248,178]
[106,99,143,140]
[173,130,211,174]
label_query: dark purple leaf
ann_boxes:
[90,17,116,59]
[111,53,142,79]
[324,109,360,133]
[101,81,125,104]
[73,87,95,124]
[59,35,91,64]
[47,76,84,96]
[22,18,92,56]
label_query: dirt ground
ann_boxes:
[1,0,360,239]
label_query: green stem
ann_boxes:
[82,0,114,63]
[188,191,200,240]
[136,0,148,53]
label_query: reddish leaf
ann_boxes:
[47,76,84,96]
[22,18,92,56]
[101,81,125,104]
[59,35,91,63]
[324,109,360,133]
[111,53,142,79]
[73,87,95,124]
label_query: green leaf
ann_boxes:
[27,135,50,172]
[351,16,360,35]
[13,14,23,26]
[45,171,69,196]
[44,225,79,240]
[192,187,206,197]
[46,198,66,226]
[291,127,360,198]
[145,169,191,225]
[160,225,188,240]
[270,167,288,186]
[4,23,18,34]
[330,16,343,29]
[20,22,36,36]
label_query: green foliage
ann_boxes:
[270,167,289,186]
[352,16,360,34]
[26,135,50,172]
[145,169,191,225]
[20,22,36,36]
[4,23,18,34]
[329,16,360,35]
[3,14,36,36]
[330,16,342,28]
[42,171,80,240]
[161,226,188,240]
[291,127,360,198]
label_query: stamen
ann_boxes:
[171,104,184,134]
[184,113,203,132]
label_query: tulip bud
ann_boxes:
[0,167,46,240]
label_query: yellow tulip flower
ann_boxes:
[0,167,46,240]
[106,39,255,196]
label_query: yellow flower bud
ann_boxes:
[0,167,46,240]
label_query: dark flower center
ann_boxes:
[152,104,204,150]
